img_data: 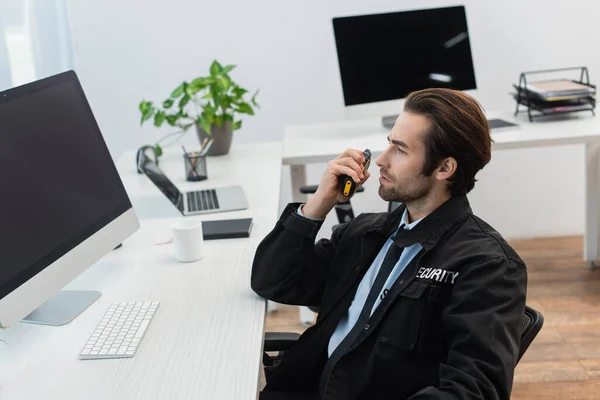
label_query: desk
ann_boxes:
[283,112,600,264]
[0,142,281,400]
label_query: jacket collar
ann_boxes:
[373,195,472,250]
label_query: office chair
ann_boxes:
[263,305,544,382]
[518,305,544,363]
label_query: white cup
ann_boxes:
[171,218,204,262]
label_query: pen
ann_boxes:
[199,138,208,153]
[200,139,214,156]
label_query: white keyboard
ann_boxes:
[79,301,159,360]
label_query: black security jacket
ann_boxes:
[251,195,527,400]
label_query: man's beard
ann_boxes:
[378,171,434,203]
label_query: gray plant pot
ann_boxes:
[195,121,233,156]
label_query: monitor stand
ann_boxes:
[21,290,101,326]
[382,114,398,129]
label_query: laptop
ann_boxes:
[487,118,519,131]
[383,116,519,131]
[140,160,248,216]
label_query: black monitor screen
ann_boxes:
[333,6,477,106]
[0,71,132,300]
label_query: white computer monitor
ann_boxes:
[0,70,139,327]
[332,5,478,122]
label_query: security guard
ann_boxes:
[252,89,527,400]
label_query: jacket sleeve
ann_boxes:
[406,256,527,400]
[250,202,349,307]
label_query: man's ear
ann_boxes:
[436,157,457,181]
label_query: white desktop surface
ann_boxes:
[281,111,600,263]
[0,141,282,400]
[282,111,600,165]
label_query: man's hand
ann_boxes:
[302,149,371,219]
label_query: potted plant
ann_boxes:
[138,60,259,156]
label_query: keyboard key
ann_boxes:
[134,320,151,339]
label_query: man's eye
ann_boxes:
[397,148,406,154]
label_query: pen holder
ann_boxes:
[183,152,208,182]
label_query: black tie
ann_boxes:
[319,226,413,394]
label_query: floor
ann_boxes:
[264,236,600,400]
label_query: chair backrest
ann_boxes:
[388,201,402,213]
[518,305,544,363]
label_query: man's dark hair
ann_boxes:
[403,88,493,195]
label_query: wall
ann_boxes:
[68,0,593,239]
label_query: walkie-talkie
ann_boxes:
[341,149,371,197]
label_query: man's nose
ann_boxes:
[375,152,387,168]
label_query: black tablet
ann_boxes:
[202,218,253,240]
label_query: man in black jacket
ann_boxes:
[252,88,527,400]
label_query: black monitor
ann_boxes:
[0,71,139,326]
[332,5,477,107]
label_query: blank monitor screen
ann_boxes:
[0,71,132,301]
[333,6,477,106]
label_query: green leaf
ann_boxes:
[232,87,248,98]
[251,90,260,108]
[163,99,174,109]
[210,60,222,77]
[154,144,163,157]
[214,115,224,127]
[222,64,236,75]
[223,114,234,122]
[213,93,222,109]
[178,95,190,108]
[199,118,212,134]
[202,92,212,100]
[233,120,242,130]
[221,96,232,111]
[189,78,207,94]
[217,76,231,91]
[139,100,152,113]
[171,83,185,98]
[166,115,178,126]
[153,111,166,127]
[141,106,155,125]
[237,102,254,115]
[191,77,207,86]
[203,102,215,116]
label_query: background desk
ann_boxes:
[0,142,281,400]
[283,112,600,264]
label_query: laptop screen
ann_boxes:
[140,160,184,213]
